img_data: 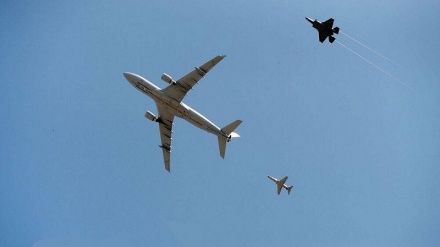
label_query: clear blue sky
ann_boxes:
[1,1,440,246]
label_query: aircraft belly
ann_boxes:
[184,109,222,136]
[152,92,183,118]
[154,98,221,136]
[161,104,183,118]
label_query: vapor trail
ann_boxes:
[336,41,412,90]
[340,31,399,66]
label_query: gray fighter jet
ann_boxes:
[305,17,339,43]
[268,176,293,195]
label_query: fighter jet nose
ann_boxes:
[305,17,313,23]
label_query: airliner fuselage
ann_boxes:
[124,72,226,138]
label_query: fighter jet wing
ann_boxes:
[323,18,334,28]
[280,176,288,184]
[156,104,175,172]
[161,55,226,103]
[319,33,328,43]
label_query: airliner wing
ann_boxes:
[156,104,175,172]
[161,55,226,103]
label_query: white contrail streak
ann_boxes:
[340,31,399,66]
[336,41,412,90]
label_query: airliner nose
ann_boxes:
[124,72,137,84]
[123,72,131,81]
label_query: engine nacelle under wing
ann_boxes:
[145,111,157,122]
[161,73,176,85]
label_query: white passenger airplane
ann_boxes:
[268,176,293,195]
[123,55,242,172]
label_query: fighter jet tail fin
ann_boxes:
[286,186,293,195]
[333,27,340,34]
[218,120,242,158]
